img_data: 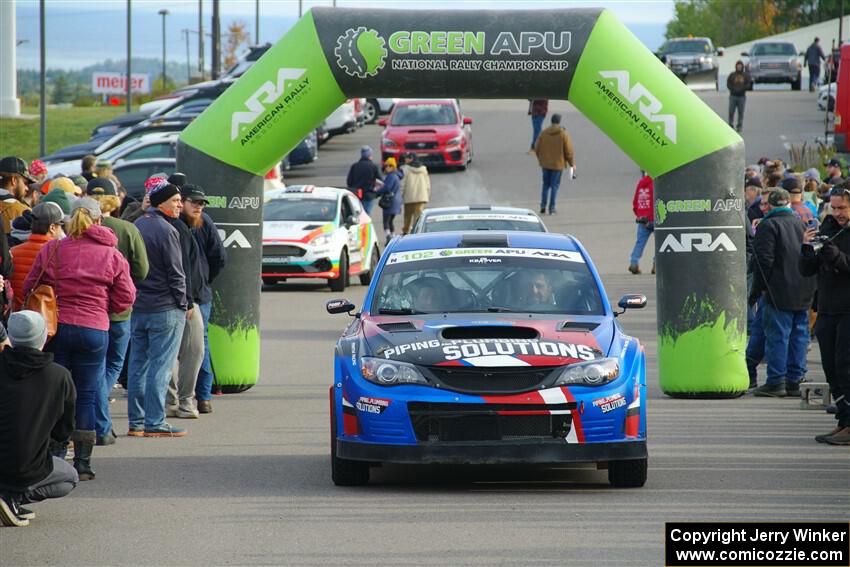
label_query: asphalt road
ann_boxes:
[3,90,848,566]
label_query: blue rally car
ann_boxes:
[326,232,648,487]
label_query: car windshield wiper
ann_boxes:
[378,308,428,315]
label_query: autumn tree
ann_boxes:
[223,20,251,71]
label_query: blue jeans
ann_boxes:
[127,309,186,430]
[540,169,562,212]
[48,323,109,432]
[94,319,132,437]
[362,197,375,215]
[195,302,214,401]
[629,222,654,266]
[746,297,766,383]
[761,302,809,386]
[530,115,544,148]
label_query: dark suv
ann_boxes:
[657,37,723,90]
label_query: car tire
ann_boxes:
[329,249,348,292]
[608,457,647,488]
[791,75,802,91]
[330,394,370,486]
[359,248,380,286]
[364,99,379,124]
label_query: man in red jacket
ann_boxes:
[629,173,655,275]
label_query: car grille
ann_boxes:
[263,244,305,257]
[426,366,557,394]
[759,62,790,71]
[671,62,700,72]
[408,403,572,442]
[404,141,439,150]
[267,265,305,274]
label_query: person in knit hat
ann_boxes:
[9,203,63,310]
[128,181,189,438]
[41,188,71,226]
[0,311,78,527]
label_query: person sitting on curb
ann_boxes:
[0,311,78,528]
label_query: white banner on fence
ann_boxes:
[92,72,151,95]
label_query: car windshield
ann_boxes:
[98,137,149,161]
[752,43,796,56]
[263,198,337,222]
[372,248,603,315]
[663,40,711,54]
[422,215,545,233]
[391,104,457,126]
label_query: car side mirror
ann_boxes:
[616,294,647,316]
[327,299,356,315]
[377,118,388,127]
[344,214,358,227]
[741,51,749,57]
[463,116,473,125]
[799,51,805,57]
[716,47,725,56]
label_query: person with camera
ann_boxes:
[800,187,850,445]
[628,172,654,275]
[749,189,817,398]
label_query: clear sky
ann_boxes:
[13,0,675,70]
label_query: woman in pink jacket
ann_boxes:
[24,197,135,481]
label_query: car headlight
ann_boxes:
[361,357,429,386]
[311,233,334,247]
[554,358,620,387]
[446,135,463,146]
[382,138,398,148]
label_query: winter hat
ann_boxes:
[780,177,801,193]
[767,188,791,207]
[167,172,187,188]
[360,145,373,159]
[149,183,181,207]
[803,168,821,183]
[144,174,169,194]
[745,176,763,189]
[11,210,33,232]
[8,311,48,350]
[29,159,47,178]
[42,188,72,216]
[383,157,397,168]
[71,196,103,220]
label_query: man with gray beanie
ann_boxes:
[533,113,575,215]
[0,311,78,527]
[346,145,383,215]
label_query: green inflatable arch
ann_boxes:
[178,7,749,397]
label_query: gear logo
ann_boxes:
[335,27,387,78]
[655,200,667,225]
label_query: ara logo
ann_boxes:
[217,228,252,249]
[230,68,308,141]
[658,232,737,253]
[598,70,677,144]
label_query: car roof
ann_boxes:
[391,231,582,253]
[422,205,541,217]
[113,158,175,168]
[395,98,457,106]
[264,185,346,201]
[667,37,712,42]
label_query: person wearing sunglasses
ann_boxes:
[800,186,850,445]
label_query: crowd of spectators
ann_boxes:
[0,155,226,527]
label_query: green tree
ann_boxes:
[52,75,73,104]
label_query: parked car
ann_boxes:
[657,37,722,90]
[379,99,473,170]
[47,132,178,178]
[281,131,318,171]
[363,98,400,124]
[261,185,380,290]
[91,80,232,140]
[224,43,272,79]
[742,41,801,90]
[411,205,547,233]
[325,100,358,137]
[112,158,176,202]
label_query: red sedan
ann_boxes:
[379,99,473,170]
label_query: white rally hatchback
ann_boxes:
[262,186,380,291]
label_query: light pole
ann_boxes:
[182,29,191,82]
[255,0,259,44]
[126,0,132,112]
[158,8,169,91]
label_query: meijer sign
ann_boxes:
[92,72,151,95]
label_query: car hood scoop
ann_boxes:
[440,326,538,340]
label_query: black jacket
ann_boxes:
[727,70,751,96]
[750,208,817,311]
[346,158,382,200]
[799,215,850,314]
[188,212,227,305]
[0,347,75,490]
[166,215,203,311]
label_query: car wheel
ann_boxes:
[359,248,380,286]
[364,99,379,124]
[262,277,279,287]
[330,393,370,486]
[791,74,802,91]
[608,457,647,488]
[329,249,348,292]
